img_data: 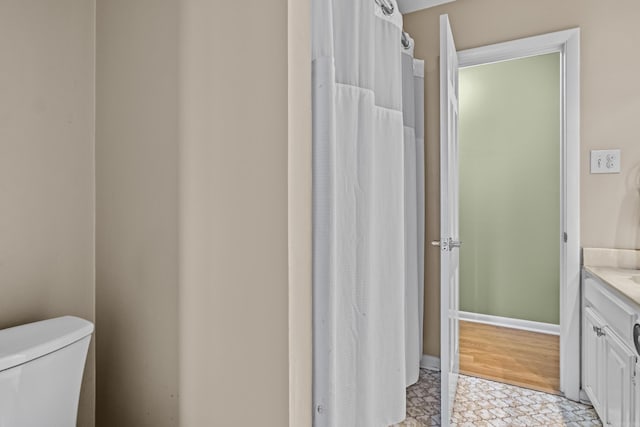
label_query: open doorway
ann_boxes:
[457,51,562,394]
[451,29,583,406]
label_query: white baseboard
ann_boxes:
[459,311,560,336]
[420,354,440,371]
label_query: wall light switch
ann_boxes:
[590,149,621,174]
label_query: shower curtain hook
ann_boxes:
[401,32,411,49]
[375,0,395,16]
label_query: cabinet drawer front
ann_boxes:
[584,276,637,343]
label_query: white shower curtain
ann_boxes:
[312,1,424,425]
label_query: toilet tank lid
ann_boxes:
[0,316,94,372]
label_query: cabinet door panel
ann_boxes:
[583,307,606,417]
[604,327,635,427]
[635,359,640,427]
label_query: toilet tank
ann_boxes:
[0,316,94,427]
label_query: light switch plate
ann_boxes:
[590,149,621,174]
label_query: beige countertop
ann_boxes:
[584,265,640,307]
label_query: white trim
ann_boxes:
[458,29,580,68]
[561,28,581,403]
[456,27,581,402]
[420,354,441,371]
[397,0,455,14]
[459,311,560,336]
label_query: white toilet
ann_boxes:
[0,316,93,427]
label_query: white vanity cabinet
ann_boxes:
[582,271,639,426]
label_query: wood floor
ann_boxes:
[459,320,560,395]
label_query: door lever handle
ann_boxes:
[431,239,462,251]
[431,240,449,251]
[449,239,463,248]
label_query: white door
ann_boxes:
[439,13,460,427]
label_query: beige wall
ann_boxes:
[404,0,640,357]
[0,1,96,426]
[95,0,179,426]
[179,0,291,425]
[95,0,309,425]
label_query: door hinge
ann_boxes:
[563,232,568,243]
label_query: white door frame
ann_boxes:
[456,28,581,401]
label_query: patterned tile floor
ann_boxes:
[393,369,602,427]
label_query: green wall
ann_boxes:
[459,53,560,325]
